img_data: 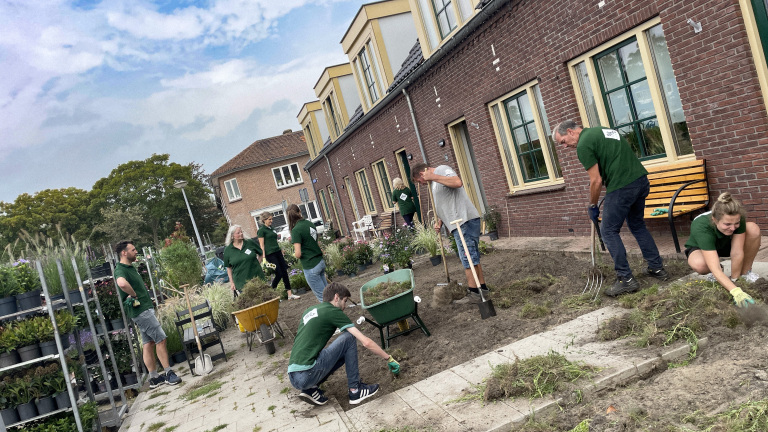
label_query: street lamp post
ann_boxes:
[173,180,206,259]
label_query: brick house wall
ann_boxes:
[308,0,768,239]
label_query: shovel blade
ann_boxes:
[194,354,214,375]
[478,299,496,320]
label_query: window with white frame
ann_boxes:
[488,82,562,190]
[223,178,241,201]
[568,19,693,161]
[298,201,320,221]
[371,159,393,211]
[355,168,377,214]
[272,163,303,189]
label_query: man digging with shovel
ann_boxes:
[411,163,489,304]
[115,240,182,388]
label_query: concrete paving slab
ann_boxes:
[412,369,473,406]
[450,351,510,386]
[395,385,461,431]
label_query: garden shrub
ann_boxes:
[288,269,309,293]
[0,265,20,298]
[158,240,203,289]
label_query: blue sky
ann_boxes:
[0,0,370,203]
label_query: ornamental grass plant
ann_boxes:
[410,220,439,257]
[14,227,88,296]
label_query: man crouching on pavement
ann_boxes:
[288,282,400,406]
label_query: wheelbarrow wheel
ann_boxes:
[260,323,276,354]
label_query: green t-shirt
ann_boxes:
[291,219,323,270]
[257,225,281,255]
[223,239,264,291]
[576,127,648,193]
[114,262,152,319]
[392,187,417,216]
[685,211,747,256]
[288,303,354,372]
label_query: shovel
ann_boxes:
[451,219,496,319]
[183,285,213,375]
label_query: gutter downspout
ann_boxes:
[323,154,350,235]
[403,88,428,164]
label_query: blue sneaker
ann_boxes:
[349,382,379,405]
[299,388,328,406]
[165,370,181,386]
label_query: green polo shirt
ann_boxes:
[576,127,648,194]
[257,225,281,255]
[288,303,354,372]
[291,219,323,270]
[114,262,152,319]
[392,187,417,215]
[223,239,265,291]
[685,211,747,256]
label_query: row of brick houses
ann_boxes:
[216,0,768,244]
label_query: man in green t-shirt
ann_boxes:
[114,240,181,388]
[288,282,401,406]
[553,120,669,297]
[290,206,327,301]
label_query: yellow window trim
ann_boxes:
[410,0,479,59]
[344,176,361,221]
[371,158,395,211]
[394,148,408,181]
[739,0,768,119]
[355,168,378,214]
[487,80,563,193]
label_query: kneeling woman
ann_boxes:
[685,192,761,307]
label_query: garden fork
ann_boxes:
[583,220,604,301]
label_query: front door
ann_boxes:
[448,120,487,216]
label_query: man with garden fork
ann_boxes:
[411,163,488,304]
[114,240,181,388]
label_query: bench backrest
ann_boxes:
[175,300,213,326]
[645,159,709,209]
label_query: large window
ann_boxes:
[358,43,380,105]
[303,123,317,158]
[371,159,393,211]
[488,82,562,190]
[569,19,693,161]
[344,176,361,221]
[416,0,474,51]
[355,168,377,214]
[324,93,341,138]
[223,178,241,202]
[272,163,303,189]
[432,0,457,38]
[318,189,330,222]
[298,201,320,221]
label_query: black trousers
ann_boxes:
[266,251,292,292]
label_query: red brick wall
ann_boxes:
[308,0,768,239]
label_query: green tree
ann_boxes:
[91,207,148,245]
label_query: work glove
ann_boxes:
[587,205,600,224]
[387,355,400,375]
[261,258,276,270]
[730,287,755,308]
[123,296,140,309]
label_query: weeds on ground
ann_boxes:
[149,391,170,399]
[181,380,224,401]
[493,275,559,309]
[520,301,551,319]
[203,425,227,432]
[678,399,768,431]
[562,293,603,309]
[376,427,436,432]
[163,426,178,432]
[147,422,166,432]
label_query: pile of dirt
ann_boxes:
[233,278,280,311]
[432,280,465,307]
[363,280,411,305]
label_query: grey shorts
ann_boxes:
[132,309,167,345]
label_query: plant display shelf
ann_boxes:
[93,382,141,402]
[7,407,73,429]
[0,353,58,374]
[0,300,66,321]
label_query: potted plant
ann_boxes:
[411,221,441,266]
[354,242,373,272]
[54,311,76,350]
[32,366,56,416]
[33,316,58,356]
[49,368,71,409]
[94,280,124,330]
[9,377,37,421]
[483,207,502,241]
[0,266,20,316]
[0,377,19,426]
[0,325,20,368]
[14,319,42,362]
[13,260,42,311]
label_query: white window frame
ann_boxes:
[223,178,241,202]
[272,163,304,190]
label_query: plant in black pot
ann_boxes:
[48,366,71,409]
[9,377,37,421]
[483,207,502,241]
[13,260,42,311]
[33,316,58,356]
[0,377,19,426]
[95,280,124,331]
[14,319,42,362]
[411,221,441,266]
[0,266,21,316]
[54,311,76,350]
[31,365,57,416]
[112,339,138,386]
[0,325,20,368]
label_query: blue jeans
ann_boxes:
[601,176,663,278]
[288,332,359,391]
[451,218,482,269]
[304,259,328,302]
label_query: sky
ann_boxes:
[0,0,371,203]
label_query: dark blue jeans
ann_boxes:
[288,332,359,391]
[601,176,663,278]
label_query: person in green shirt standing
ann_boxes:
[391,177,417,228]
[223,225,265,294]
[288,204,326,302]
[114,240,181,388]
[685,192,761,307]
[288,282,400,406]
[257,212,300,300]
[553,120,669,297]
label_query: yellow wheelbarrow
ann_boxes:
[232,297,285,354]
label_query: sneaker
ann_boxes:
[165,370,181,386]
[704,273,717,283]
[349,383,379,405]
[454,291,481,304]
[744,270,760,283]
[149,375,166,389]
[299,388,328,406]
[604,276,640,297]
[288,294,301,300]
[646,267,669,281]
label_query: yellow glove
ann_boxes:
[730,287,755,308]
[387,355,400,375]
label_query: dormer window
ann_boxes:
[433,0,458,37]
[358,43,380,104]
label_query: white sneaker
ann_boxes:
[288,294,301,300]
[704,273,717,283]
[744,270,760,283]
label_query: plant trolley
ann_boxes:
[358,269,430,349]
[232,298,285,354]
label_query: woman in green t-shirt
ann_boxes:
[288,204,327,302]
[391,178,417,228]
[223,225,265,294]
[258,212,300,300]
[685,192,762,307]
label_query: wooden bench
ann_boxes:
[642,159,711,253]
[374,211,396,237]
[175,300,227,375]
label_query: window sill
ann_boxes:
[507,183,566,197]
[228,197,243,203]
[275,181,304,190]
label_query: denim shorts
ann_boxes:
[132,309,167,345]
[451,217,481,269]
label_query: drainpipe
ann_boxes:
[323,154,350,235]
[403,88,428,165]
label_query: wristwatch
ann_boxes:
[588,204,597,209]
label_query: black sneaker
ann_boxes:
[299,388,328,406]
[646,267,669,281]
[149,375,166,389]
[605,276,640,297]
[349,382,379,405]
[165,370,181,386]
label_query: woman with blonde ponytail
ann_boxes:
[684,192,762,307]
